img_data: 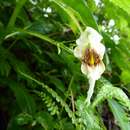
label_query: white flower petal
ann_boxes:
[74,46,83,59]
[75,27,105,59]
[86,27,103,44]
[76,31,89,47]
[81,61,105,80]
[81,63,88,75]
[86,61,105,80]
[92,42,105,59]
[85,27,105,59]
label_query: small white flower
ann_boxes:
[29,0,38,5]
[46,7,52,13]
[74,27,105,105]
[94,0,101,6]
[108,19,115,28]
[113,34,120,45]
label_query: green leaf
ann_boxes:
[9,81,36,114]
[108,99,130,130]
[110,0,130,15]
[7,0,27,29]
[51,0,79,33]
[0,60,11,77]
[52,0,83,33]
[16,113,33,126]
[121,70,130,84]
[49,76,65,93]
[52,0,98,31]
[92,78,130,111]
[7,118,22,130]
[5,30,73,54]
[35,112,54,130]
[60,0,98,30]
[103,32,130,75]
[76,97,106,130]
[18,71,77,125]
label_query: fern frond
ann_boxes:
[36,91,59,116]
[18,70,77,125]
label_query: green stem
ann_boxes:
[5,30,73,54]
[7,0,27,29]
[85,78,96,105]
[24,30,73,54]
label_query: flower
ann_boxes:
[74,27,105,105]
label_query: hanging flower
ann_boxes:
[74,27,105,105]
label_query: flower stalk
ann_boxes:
[86,78,96,105]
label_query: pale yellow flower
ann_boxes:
[74,27,105,105]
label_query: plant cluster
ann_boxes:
[0,0,130,130]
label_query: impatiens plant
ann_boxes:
[0,0,130,130]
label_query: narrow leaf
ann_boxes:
[9,81,36,114]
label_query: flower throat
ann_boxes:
[83,48,100,66]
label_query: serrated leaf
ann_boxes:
[93,78,130,111]
[76,97,106,130]
[108,99,130,130]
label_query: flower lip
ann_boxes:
[82,48,101,67]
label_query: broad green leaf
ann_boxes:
[110,0,130,15]
[112,48,130,71]
[52,0,98,31]
[52,0,83,33]
[121,70,130,84]
[103,32,130,75]
[108,99,130,130]
[61,0,98,30]
[58,10,78,33]
[104,0,130,25]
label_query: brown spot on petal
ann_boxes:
[82,48,100,66]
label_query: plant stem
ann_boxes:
[86,78,96,105]
[7,0,27,29]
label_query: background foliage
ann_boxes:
[0,0,130,130]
